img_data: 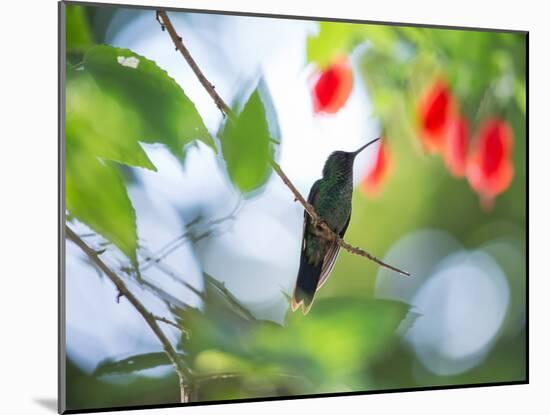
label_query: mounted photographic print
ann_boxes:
[59,1,528,413]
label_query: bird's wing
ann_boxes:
[301,179,321,251]
[316,211,351,291]
[291,180,322,313]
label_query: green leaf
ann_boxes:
[82,45,215,157]
[66,5,94,52]
[307,22,399,67]
[252,298,411,381]
[179,274,260,360]
[515,80,526,114]
[65,45,216,267]
[94,352,187,376]
[181,285,411,388]
[66,73,157,171]
[220,89,273,193]
[307,22,355,68]
[66,145,138,264]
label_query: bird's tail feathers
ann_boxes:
[291,256,322,315]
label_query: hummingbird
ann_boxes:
[291,137,381,314]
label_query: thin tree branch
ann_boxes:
[139,202,240,273]
[138,246,205,299]
[204,273,257,321]
[65,225,193,402]
[153,314,190,338]
[124,266,193,311]
[155,11,409,278]
[156,11,232,116]
[139,216,203,269]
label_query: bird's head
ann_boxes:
[322,137,380,177]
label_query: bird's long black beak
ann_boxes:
[353,137,381,157]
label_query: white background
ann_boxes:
[0,0,543,414]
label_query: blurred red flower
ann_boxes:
[444,116,469,177]
[466,118,514,207]
[417,79,455,153]
[311,57,354,114]
[360,140,392,197]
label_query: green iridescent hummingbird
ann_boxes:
[291,137,381,314]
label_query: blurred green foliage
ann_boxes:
[83,45,214,157]
[66,5,94,53]
[220,89,274,193]
[179,275,411,388]
[66,72,157,171]
[66,143,138,263]
[66,359,181,409]
[64,4,526,411]
[311,23,525,160]
[94,352,184,377]
[66,32,213,263]
[307,22,526,297]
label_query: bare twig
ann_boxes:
[66,225,193,402]
[140,216,203,268]
[156,11,232,116]
[269,161,319,225]
[153,315,190,338]
[139,202,240,272]
[142,229,212,267]
[155,11,409,278]
[152,314,180,329]
[138,246,205,299]
[140,278,194,311]
[204,273,257,321]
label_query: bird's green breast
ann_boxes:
[304,167,354,266]
[314,174,353,233]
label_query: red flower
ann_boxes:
[311,57,354,114]
[444,116,469,177]
[417,79,455,153]
[360,140,392,197]
[466,119,514,207]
